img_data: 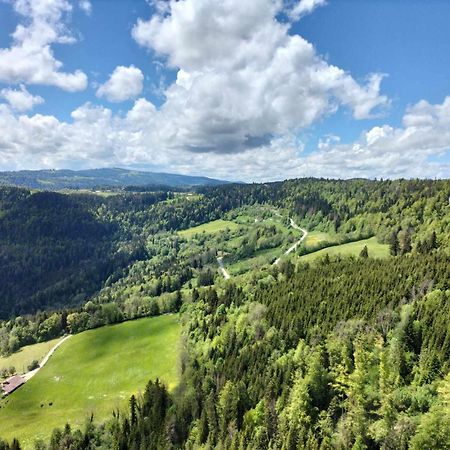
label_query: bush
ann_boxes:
[27,360,39,371]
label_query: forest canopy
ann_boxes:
[0,177,449,449]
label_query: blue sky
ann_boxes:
[296,0,450,150]
[0,0,449,180]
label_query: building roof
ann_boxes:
[1,375,25,395]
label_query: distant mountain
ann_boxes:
[0,168,230,190]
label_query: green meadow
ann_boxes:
[0,314,180,448]
[178,219,239,238]
[227,247,281,275]
[303,230,336,248]
[0,338,61,376]
[299,236,390,263]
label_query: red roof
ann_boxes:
[1,375,25,395]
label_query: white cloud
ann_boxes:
[0,0,88,91]
[402,98,450,128]
[0,0,447,180]
[0,85,44,112]
[96,66,144,102]
[131,0,388,154]
[296,97,450,179]
[289,0,327,21]
[0,96,448,180]
[78,0,91,15]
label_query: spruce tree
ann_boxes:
[359,245,369,258]
[389,232,399,256]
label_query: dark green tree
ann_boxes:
[359,245,369,258]
[389,231,399,256]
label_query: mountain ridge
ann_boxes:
[0,168,230,190]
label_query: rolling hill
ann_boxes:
[0,168,230,190]
[0,314,180,449]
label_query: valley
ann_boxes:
[0,178,448,449]
[0,1,448,447]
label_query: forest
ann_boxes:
[0,177,449,449]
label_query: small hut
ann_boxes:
[1,375,25,396]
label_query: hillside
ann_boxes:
[1,1,449,448]
[0,178,448,319]
[0,168,230,190]
[0,187,152,319]
[0,315,180,448]
[0,178,448,450]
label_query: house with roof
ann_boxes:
[1,375,25,396]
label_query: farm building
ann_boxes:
[1,375,25,396]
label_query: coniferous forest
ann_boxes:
[1,0,450,448]
[0,178,449,450]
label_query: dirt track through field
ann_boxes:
[22,335,72,381]
[273,218,308,265]
[217,256,231,280]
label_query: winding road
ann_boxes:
[22,335,72,381]
[216,215,308,279]
[216,256,231,280]
[273,218,308,265]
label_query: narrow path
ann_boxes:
[217,256,231,280]
[274,218,308,265]
[22,335,72,381]
[215,214,307,278]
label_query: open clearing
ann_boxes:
[0,338,61,376]
[228,247,281,275]
[178,219,239,238]
[303,231,336,248]
[0,314,180,448]
[299,236,389,263]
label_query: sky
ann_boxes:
[0,0,449,181]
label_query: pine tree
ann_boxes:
[389,232,399,256]
[10,440,21,450]
[218,381,239,440]
[399,228,412,255]
[346,336,372,446]
[174,290,183,312]
[129,394,137,425]
[359,245,369,258]
[429,231,437,250]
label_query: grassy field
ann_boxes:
[0,338,61,376]
[227,247,281,275]
[178,219,239,238]
[299,236,389,263]
[0,314,180,448]
[303,230,336,248]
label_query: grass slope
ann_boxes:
[0,315,180,448]
[0,338,61,376]
[227,247,280,275]
[303,231,336,248]
[178,219,239,238]
[299,236,389,263]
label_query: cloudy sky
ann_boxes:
[0,0,449,181]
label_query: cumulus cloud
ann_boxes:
[0,0,88,91]
[131,0,388,154]
[289,0,327,21]
[0,96,448,180]
[297,97,450,179]
[0,85,44,112]
[0,0,447,180]
[96,66,144,102]
[402,98,450,128]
